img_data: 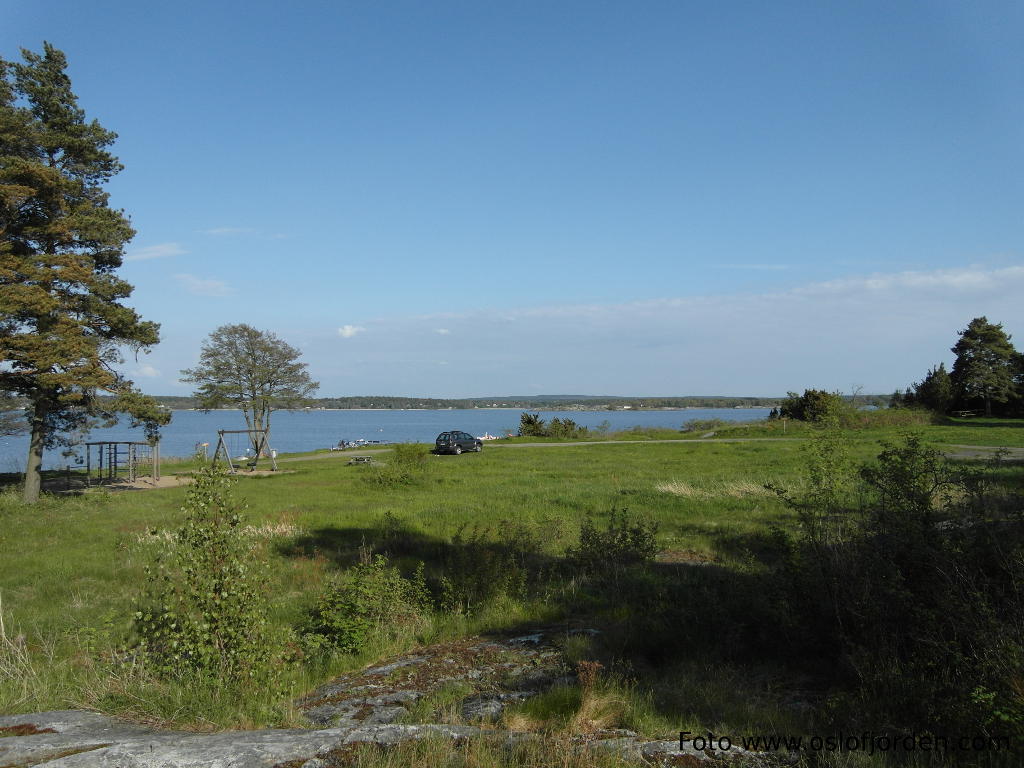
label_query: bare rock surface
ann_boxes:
[0,629,788,766]
[297,628,572,728]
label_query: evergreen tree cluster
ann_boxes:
[894,317,1024,417]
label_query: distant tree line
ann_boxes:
[117,394,893,411]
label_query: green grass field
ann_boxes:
[1,417,1021,763]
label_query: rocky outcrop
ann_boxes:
[0,629,790,766]
[297,629,572,728]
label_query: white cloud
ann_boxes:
[435,328,451,335]
[133,364,161,378]
[126,242,187,261]
[792,266,1024,297]
[350,263,1024,396]
[174,273,232,297]
[337,325,366,338]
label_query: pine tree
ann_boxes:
[950,317,1017,417]
[0,43,167,502]
[913,363,954,414]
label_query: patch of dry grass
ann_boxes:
[655,479,774,499]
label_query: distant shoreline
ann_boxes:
[175,405,773,413]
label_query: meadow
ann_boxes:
[1,416,1021,765]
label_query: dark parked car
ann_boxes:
[434,430,483,454]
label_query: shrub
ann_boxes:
[517,413,589,439]
[302,555,431,653]
[778,389,844,422]
[568,508,659,573]
[682,418,729,432]
[134,466,280,683]
[518,412,547,437]
[779,433,1024,739]
[366,443,432,487]
[437,523,548,613]
[547,417,589,439]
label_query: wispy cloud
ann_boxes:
[200,226,254,236]
[133,364,161,378]
[435,328,451,335]
[174,273,232,297]
[335,263,1024,396]
[126,242,187,261]
[337,325,366,338]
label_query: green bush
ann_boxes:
[517,412,589,439]
[366,442,432,487]
[302,555,431,653]
[682,418,729,432]
[777,389,845,422]
[547,417,589,439]
[778,433,1024,740]
[134,466,282,683]
[568,508,659,573]
[437,523,548,613]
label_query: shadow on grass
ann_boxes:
[937,416,1024,429]
[278,521,810,668]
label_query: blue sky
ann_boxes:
[4,1,1023,397]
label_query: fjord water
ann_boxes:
[0,408,771,471]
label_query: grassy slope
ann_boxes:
[1,418,1020,748]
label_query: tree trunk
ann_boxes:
[251,407,264,455]
[22,397,47,503]
[985,395,993,418]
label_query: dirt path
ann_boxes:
[277,437,1024,464]
[275,437,806,464]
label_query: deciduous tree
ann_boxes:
[1,43,167,502]
[180,324,318,453]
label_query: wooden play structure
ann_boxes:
[211,428,278,473]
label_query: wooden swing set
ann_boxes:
[211,428,278,473]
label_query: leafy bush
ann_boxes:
[519,412,547,436]
[438,523,548,612]
[517,412,589,439]
[547,417,588,439]
[777,389,845,422]
[682,418,729,432]
[302,555,431,654]
[134,466,282,683]
[568,509,659,573]
[778,433,1024,740]
[366,442,432,487]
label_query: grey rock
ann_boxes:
[342,723,482,746]
[303,692,422,728]
[507,632,544,645]
[641,738,764,765]
[0,710,358,768]
[642,739,716,764]
[459,692,535,721]
[363,656,427,675]
[587,736,642,760]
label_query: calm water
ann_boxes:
[0,408,770,471]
